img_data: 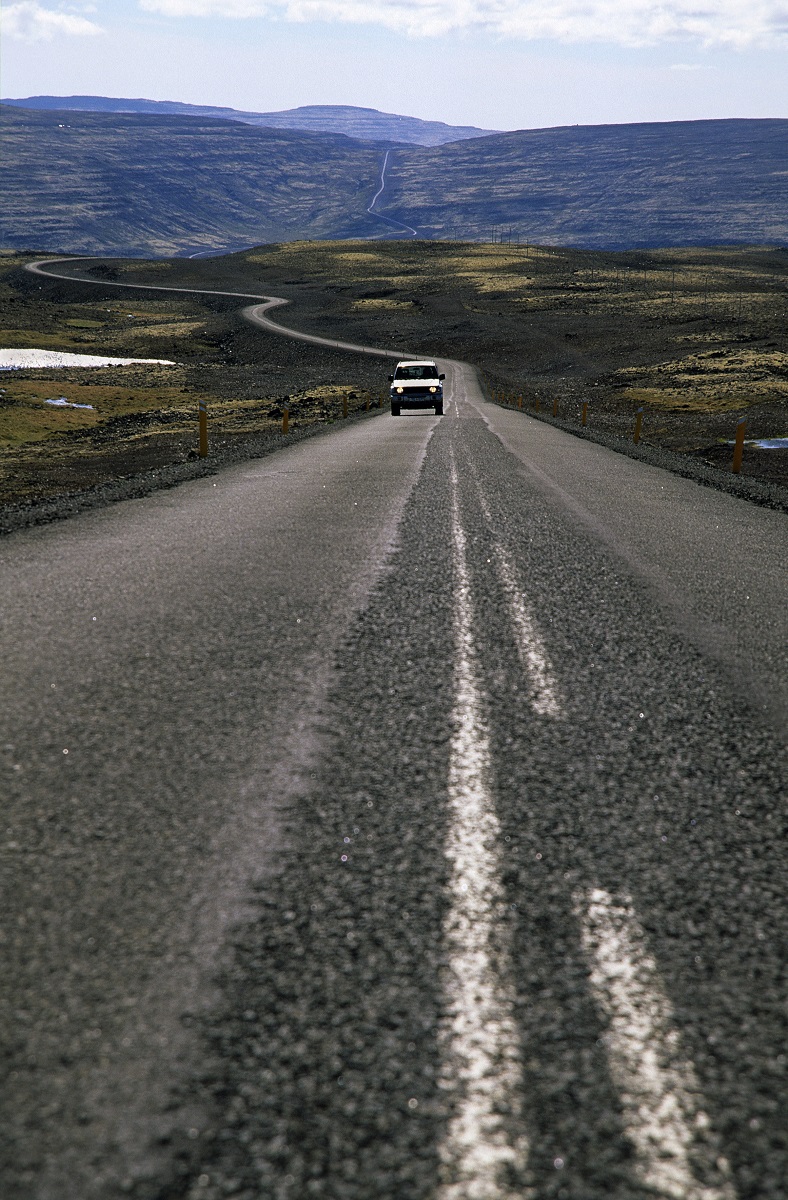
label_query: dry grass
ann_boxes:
[614,349,788,412]
[351,299,414,311]
[0,376,202,447]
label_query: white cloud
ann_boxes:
[2,1,103,40]
[139,0,788,47]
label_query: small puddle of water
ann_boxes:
[725,437,788,450]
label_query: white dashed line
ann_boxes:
[472,478,562,718]
[436,460,532,1199]
[575,887,736,1200]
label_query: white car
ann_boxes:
[388,360,445,416]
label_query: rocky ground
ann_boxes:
[1,240,785,527]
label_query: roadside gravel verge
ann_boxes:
[0,404,383,536]
[486,401,788,514]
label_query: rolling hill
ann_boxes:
[0,96,497,147]
[1,105,785,256]
[0,106,385,256]
[382,118,788,248]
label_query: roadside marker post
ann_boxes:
[198,398,208,458]
[282,405,289,435]
[553,397,559,417]
[633,407,644,444]
[343,394,348,419]
[534,396,540,413]
[732,418,747,474]
[581,401,588,427]
[518,395,523,409]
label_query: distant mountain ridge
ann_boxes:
[0,96,498,147]
[1,105,785,256]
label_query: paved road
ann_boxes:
[366,150,419,237]
[2,267,786,1200]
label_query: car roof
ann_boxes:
[396,360,437,367]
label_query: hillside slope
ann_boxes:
[0,106,383,256]
[1,107,786,255]
[383,119,788,248]
[1,97,497,146]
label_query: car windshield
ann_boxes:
[394,365,436,380]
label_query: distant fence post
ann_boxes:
[581,401,588,427]
[633,407,644,444]
[198,398,208,458]
[732,418,747,474]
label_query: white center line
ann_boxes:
[437,459,532,1200]
[575,887,736,1200]
[472,476,562,718]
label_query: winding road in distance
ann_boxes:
[366,150,419,237]
[1,258,786,1200]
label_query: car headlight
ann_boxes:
[429,386,437,393]
[396,387,403,394]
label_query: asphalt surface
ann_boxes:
[2,277,787,1200]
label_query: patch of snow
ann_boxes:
[45,397,95,410]
[0,350,175,369]
[752,437,788,450]
[725,436,788,450]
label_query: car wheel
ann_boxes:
[391,403,401,416]
[435,403,443,416]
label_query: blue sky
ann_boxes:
[2,0,786,130]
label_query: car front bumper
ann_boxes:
[390,390,443,408]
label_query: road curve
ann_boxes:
[2,256,785,1200]
[24,256,416,359]
[365,150,419,238]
